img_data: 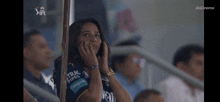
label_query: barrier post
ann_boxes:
[60,0,70,102]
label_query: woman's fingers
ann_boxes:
[83,41,90,54]
[89,43,96,55]
[103,41,108,58]
[79,41,96,58]
[78,41,86,57]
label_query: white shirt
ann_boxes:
[155,76,204,102]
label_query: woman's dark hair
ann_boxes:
[53,18,111,84]
[173,44,204,66]
[110,40,139,71]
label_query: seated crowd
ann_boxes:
[23,18,204,102]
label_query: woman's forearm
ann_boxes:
[78,68,103,102]
[107,75,132,102]
[88,68,103,95]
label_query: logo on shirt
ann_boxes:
[70,78,88,94]
[102,90,116,102]
[67,70,81,83]
[82,71,89,78]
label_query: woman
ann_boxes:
[53,18,132,102]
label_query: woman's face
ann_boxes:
[77,22,102,55]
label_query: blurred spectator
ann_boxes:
[102,0,137,45]
[155,44,204,102]
[134,89,165,102]
[23,30,56,102]
[110,40,145,101]
[23,87,38,102]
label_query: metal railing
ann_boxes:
[110,46,204,90]
[23,79,60,102]
[51,46,204,90]
[23,46,204,102]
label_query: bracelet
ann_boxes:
[28,97,37,102]
[107,68,115,76]
[91,65,99,70]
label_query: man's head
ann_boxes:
[23,30,52,70]
[134,89,165,102]
[173,44,204,81]
[111,41,145,81]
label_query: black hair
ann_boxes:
[110,40,139,71]
[23,29,41,49]
[53,18,111,85]
[134,89,161,102]
[173,44,204,66]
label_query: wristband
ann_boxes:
[91,65,99,70]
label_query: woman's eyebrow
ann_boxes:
[82,30,100,33]
[82,30,91,33]
[95,31,99,33]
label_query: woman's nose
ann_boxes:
[90,36,97,42]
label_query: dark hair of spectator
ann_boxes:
[134,89,161,102]
[110,40,139,71]
[53,18,111,84]
[23,29,41,49]
[173,44,204,66]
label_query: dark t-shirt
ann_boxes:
[55,63,116,102]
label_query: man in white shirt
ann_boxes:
[155,44,204,102]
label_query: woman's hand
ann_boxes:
[77,41,103,102]
[78,41,99,68]
[97,41,110,76]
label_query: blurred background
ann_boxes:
[23,0,204,89]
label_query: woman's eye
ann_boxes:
[83,33,89,37]
[95,34,100,38]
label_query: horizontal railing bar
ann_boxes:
[110,46,204,90]
[23,79,60,102]
[50,46,204,90]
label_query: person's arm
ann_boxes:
[106,70,132,102]
[77,68,102,102]
[98,42,132,102]
[77,41,103,102]
[23,87,38,102]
